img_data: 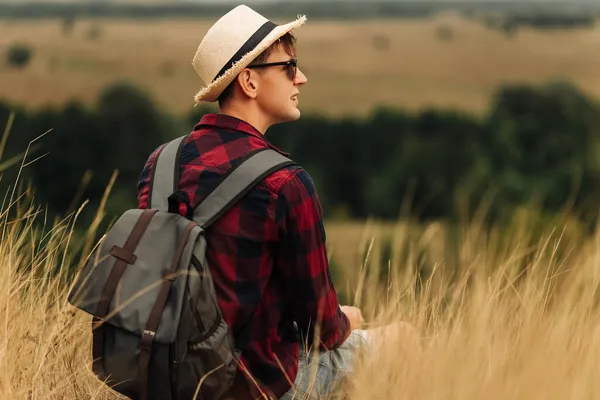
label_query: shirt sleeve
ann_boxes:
[274,167,350,351]
[136,144,165,208]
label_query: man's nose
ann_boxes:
[294,68,308,85]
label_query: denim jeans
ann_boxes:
[279,331,369,400]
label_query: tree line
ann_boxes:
[1,80,600,231]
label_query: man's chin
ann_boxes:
[288,108,302,121]
[271,108,302,127]
[276,110,301,125]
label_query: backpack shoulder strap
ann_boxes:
[194,149,295,228]
[148,135,188,211]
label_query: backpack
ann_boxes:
[67,134,295,400]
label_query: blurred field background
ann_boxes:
[1,12,600,117]
[2,0,600,398]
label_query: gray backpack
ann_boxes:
[67,135,294,400]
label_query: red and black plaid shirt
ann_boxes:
[136,113,350,399]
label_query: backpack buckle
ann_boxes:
[109,245,137,265]
[141,330,156,349]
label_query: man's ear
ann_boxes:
[237,69,259,99]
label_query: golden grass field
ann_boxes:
[1,13,600,117]
[3,134,600,399]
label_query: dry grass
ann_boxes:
[3,173,600,398]
[345,211,600,400]
[3,121,600,399]
[1,14,599,117]
[0,149,119,398]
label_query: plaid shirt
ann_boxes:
[136,114,350,399]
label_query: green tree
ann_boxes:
[485,81,600,217]
[21,84,172,223]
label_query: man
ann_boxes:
[137,5,366,399]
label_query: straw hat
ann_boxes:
[191,5,307,105]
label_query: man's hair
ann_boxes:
[217,32,297,106]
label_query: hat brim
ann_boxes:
[193,15,307,105]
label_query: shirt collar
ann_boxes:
[194,113,290,157]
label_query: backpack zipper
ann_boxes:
[190,255,207,332]
[189,318,221,351]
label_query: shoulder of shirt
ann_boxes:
[263,164,312,195]
[148,142,168,163]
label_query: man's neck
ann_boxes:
[218,103,270,135]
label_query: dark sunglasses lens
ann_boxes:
[287,63,297,80]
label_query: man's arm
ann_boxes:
[275,167,350,351]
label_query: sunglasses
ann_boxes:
[247,59,298,81]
